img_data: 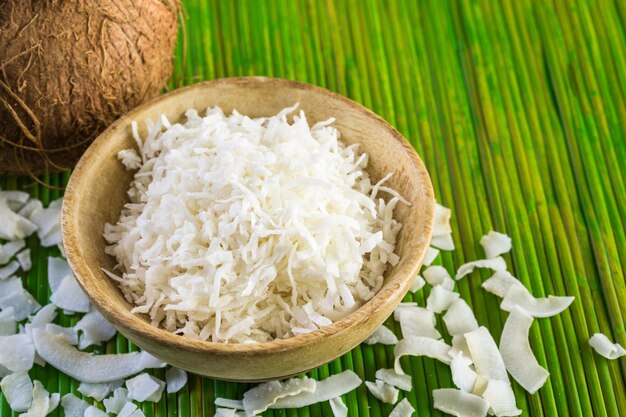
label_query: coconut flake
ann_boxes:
[48,393,60,414]
[479,231,512,259]
[481,379,521,416]
[0,333,35,373]
[423,247,440,266]
[389,397,415,417]
[500,286,574,318]
[410,275,426,293]
[214,398,244,410]
[75,308,117,349]
[1,191,30,210]
[44,324,79,345]
[20,380,51,417]
[0,287,40,321]
[118,149,143,170]
[589,333,626,360]
[426,285,460,314]
[433,204,452,237]
[0,371,33,412]
[29,304,57,328]
[375,368,412,391]
[0,239,26,264]
[481,271,524,298]
[31,328,163,383]
[270,371,361,409]
[433,389,489,417]
[449,335,472,361]
[244,377,316,414]
[394,336,452,374]
[78,380,124,401]
[49,274,90,314]
[61,393,90,417]
[0,307,16,336]
[47,257,72,293]
[103,387,130,414]
[0,196,37,240]
[455,257,507,280]
[0,260,20,279]
[423,266,455,291]
[214,409,239,417]
[329,397,348,417]
[117,402,139,417]
[450,353,477,393]
[365,380,399,404]
[393,306,441,339]
[500,307,549,393]
[431,233,455,251]
[30,198,62,248]
[126,373,166,402]
[85,406,109,417]
[16,249,32,272]
[364,325,398,345]
[443,299,479,336]
[166,367,188,393]
[464,327,508,381]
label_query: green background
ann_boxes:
[2,0,626,415]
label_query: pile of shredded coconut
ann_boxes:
[103,105,404,343]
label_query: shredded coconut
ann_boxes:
[104,106,404,342]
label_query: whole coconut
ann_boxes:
[0,0,179,175]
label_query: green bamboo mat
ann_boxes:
[2,0,626,415]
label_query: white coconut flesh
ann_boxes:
[0,239,26,264]
[30,198,63,248]
[85,406,109,417]
[243,377,316,415]
[589,333,626,360]
[423,247,440,266]
[450,353,477,393]
[499,307,549,394]
[464,327,508,381]
[46,257,72,293]
[364,324,398,345]
[20,380,52,417]
[443,299,479,336]
[0,279,40,321]
[0,307,16,336]
[433,204,452,236]
[500,286,574,318]
[0,333,35,373]
[165,367,188,394]
[0,196,37,240]
[17,249,32,271]
[43,323,78,345]
[448,335,472,362]
[0,260,19,279]
[270,371,361,409]
[410,275,426,293]
[329,396,348,417]
[126,373,166,402]
[75,308,117,349]
[481,271,524,298]
[61,393,90,417]
[389,397,415,417]
[0,371,33,412]
[422,266,455,291]
[365,380,399,404]
[455,257,508,280]
[103,387,130,414]
[393,305,441,339]
[479,231,512,259]
[214,408,238,417]
[375,368,412,391]
[117,402,140,417]
[214,398,244,410]
[78,380,124,401]
[426,285,460,314]
[431,233,455,251]
[394,336,452,374]
[481,379,521,416]
[31,328,164,383]
[49,273,90,314]
[432,388,490,417]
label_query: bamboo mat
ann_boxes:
[2,0,626,415]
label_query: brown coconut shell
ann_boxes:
[0,0,179,176]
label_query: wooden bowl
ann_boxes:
[62,77,435,382]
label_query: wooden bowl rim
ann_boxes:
[62,76,435,355]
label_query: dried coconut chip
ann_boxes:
[479,231,512,259]
[166,367,188,394]
[0,260,19,279]
[61,393,90,417]
[443,299,479,336]
[423,247,440,266]
[464,327,508,381]
[0,239,26,264]
[433,388,489,417]
[365,380,399,404]
[44,323,78,345]
[117,402,139,417]
[75,308,117,349]
[103,387,130,414]
[126,373,166,402]
[389,397,415,417]
[364,325,398,345]
[270,371,361,409]
[431,233,455,251]
[0,307,16,336]
[20,380,51,417]
[589,333,626,360]
[375,369,412,391]
[481,379,521,416]
[0,191,30,210]
[47,257,71,293]
[393,306,441,339]
[31,328,164,383]
[85,406,109,417]
[500,286,574,318]
[329,397,348,417]
[422,266,455,291]
[0,277,40,320]
[455,257,507,280]
[244,376,316,415]
[0,197,37,240]
[410,275,426,293]
[500,307,549,393]
[49,274,90,314]
[0,333,35,373]
[481,271,524,298]
[214,409,239,417]
[426,285,459,314]
[214,398,244,409]
[78,380,124,401]
[16,249,32,271]
[450,353,477,393]
[0,371,33,412]
[30,198,62,247]
[394,336,452,375]
[433,204,452,237]
[29,304,57,328]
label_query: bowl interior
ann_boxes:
[63,77,434,355]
